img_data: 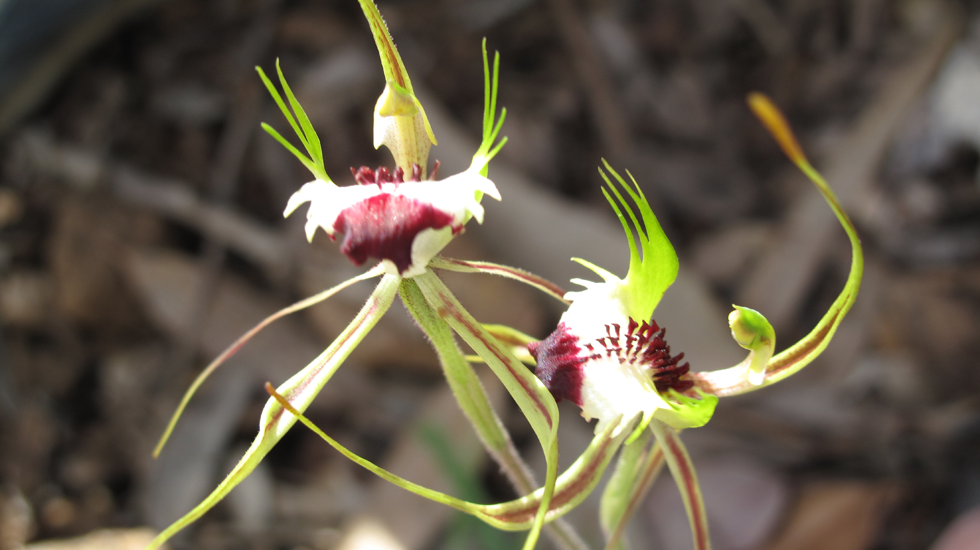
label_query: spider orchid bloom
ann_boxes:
[146,4,567,550]
[528,175,718,440]
[275,0,500,278]
[265,1,500,278]
[532,95,865,550]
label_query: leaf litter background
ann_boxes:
[0,0,979,549]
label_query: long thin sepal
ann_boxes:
[694,94,864,397]
[154,265,385,458]
[268,382,626,533]
[649,421,711,550]
[265,383,493,517]
[412,270,559,550]
[400,279,592,550]
[145,275,400,550]
[429,257,569,304]
[601,436,666,550]
[600,429,651,550]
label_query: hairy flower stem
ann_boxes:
[413,270,559,550]
[399,279,534,489]
[400,278,588,550]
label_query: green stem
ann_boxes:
[413,270,560,550]
[399,279,536,492]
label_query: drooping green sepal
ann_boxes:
[600,434,666,550]
[600,428,653,550]
[598,160,678,323]
[357,0,437,174]
[413,270,560,550]
[145,275,400,550]
[649,420,711,550]
[728,305,775,386]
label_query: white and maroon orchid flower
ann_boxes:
[528,164,718,441]
[147,3,567,550]
[518,96,865,550]
[283,163,499,277]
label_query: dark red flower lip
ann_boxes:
[283,165,500,276]
[333,192,458,274]
[529,319,692,407]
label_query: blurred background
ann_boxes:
[0,0,979,549]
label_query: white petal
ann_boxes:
[395,172,500,225]
[404,226,455,278]
[579,354,668,437]
[283,180,330,218]
[560,279,631,343]
[284,180,380,240]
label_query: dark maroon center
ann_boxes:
[529,318,693,405]
[528,322,586,406]
[333,193,455,274]
[332,164,457,274]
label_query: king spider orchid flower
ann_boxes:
[146,3,575,550]
[521,93,863,550]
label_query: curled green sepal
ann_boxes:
[357,0,437,174]
[145,275,400,550]
[597,160,678,322]
[256,60,329,182]
[694,93,864,397]
[728,305,775,386]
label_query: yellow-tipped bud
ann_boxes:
[747,92,809,167]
